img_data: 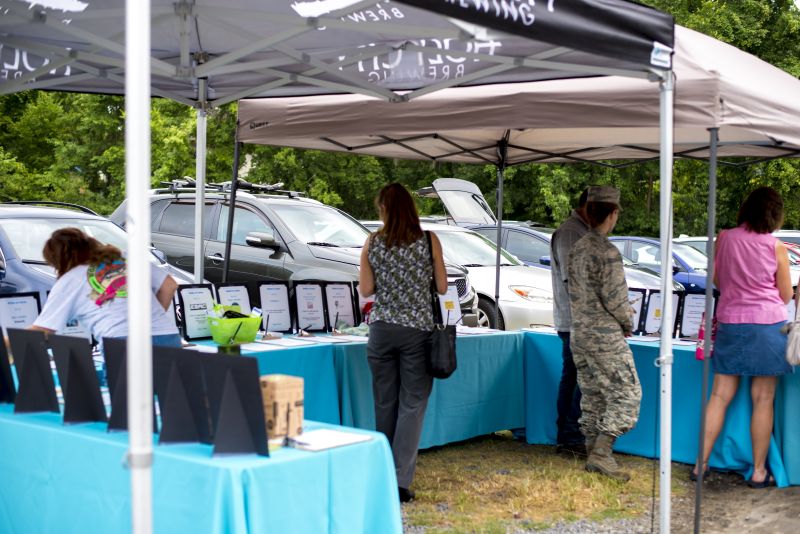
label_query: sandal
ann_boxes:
[689,465,711,482]
[746,466,773,489]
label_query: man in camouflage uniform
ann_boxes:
[567,185,641,482]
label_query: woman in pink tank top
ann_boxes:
[693,187,794,488]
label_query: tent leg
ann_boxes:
[693,128,719,533]
[658,72,675,534]
[193,79,208,283]
[222,140,242,283]
[125,1,153,533]
[493,134,509,329]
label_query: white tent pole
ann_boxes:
[194,78,208,283]
[658,71,675,534]
[693,127,718,533]
[125,0,153,533]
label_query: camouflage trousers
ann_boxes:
[571,344,642,438]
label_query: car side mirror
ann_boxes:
[150,247,167,263]
[539,255,551,266]
[672,264,682,274]
[245,231,279,249]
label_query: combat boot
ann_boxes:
[584,435,597,457]
[585,434,630,482]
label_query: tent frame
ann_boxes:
[3,2,680,532]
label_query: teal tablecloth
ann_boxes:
[334,331,525,449]
[523,331,795,487]
[199,341,341,425]
[0,406,401,534]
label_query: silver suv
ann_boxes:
[110,186,478,316]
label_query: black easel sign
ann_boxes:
[642,291,681,336]
[177,284,216,340]
[50,334,106,424]
[0,292,41,334]
[217,284,252,314]
[324,283,356,329]
[628,289,646,334]
[257,282,293,333]
[294,282,327,332]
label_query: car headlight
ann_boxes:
[509,285,553,304]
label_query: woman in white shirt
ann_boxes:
[30,228,181,348]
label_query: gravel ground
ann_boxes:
[402,469,800,533]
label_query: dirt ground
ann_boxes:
[669,470,800,534]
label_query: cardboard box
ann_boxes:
[260,374,304,442]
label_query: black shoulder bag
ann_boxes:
[425,231,457,379]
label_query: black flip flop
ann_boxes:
[746,467,773,489]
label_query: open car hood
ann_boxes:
[417,178,496,226]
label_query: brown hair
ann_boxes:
[737,186,783,234]
[586,202,618,228]
[42,227,124,277]
[375,183,423,247]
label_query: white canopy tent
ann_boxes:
[237,22,800,531]
[2,1,677,532]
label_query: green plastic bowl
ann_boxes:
[208,315,261,345]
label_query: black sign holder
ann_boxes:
[103,338,158,433]
[7,328,58,414]
[201,353,268,457]
[256,281,294,334]
[292,281,329,333]
[50,334,107,424]
[153,346,212,444]
[176,283,217,341]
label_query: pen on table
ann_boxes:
[264,314,270,336]
[229,321,243,345]
[333,311,339,331]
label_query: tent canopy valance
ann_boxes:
[237,25,800,167]
[1,0,673,106]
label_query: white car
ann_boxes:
[421,223,553,330]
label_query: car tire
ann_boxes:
[477,297,505,330]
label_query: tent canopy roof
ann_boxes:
[237,26,800,166]
[1,0,672,107]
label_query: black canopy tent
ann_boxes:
[1,1,675,532]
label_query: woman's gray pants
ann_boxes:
[367,321,433,489]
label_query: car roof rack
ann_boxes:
[2,200,99,215]
[153,177,305,198]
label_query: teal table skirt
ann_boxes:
[523,332,795,487]
[334,332,525,449]
[207,341,341,425]
[0,406,401,534]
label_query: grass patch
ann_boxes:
[403,432,688,532]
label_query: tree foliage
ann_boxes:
[0,1,799,235]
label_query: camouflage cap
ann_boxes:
[587,185,621,208]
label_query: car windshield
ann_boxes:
[3,217,128,262]
[270,203,369,247]
[674,242,708,270]
[434,229,521,267]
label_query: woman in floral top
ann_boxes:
[359,183,446,503]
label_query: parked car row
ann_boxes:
[22,178,797,333]
[110,187,478,319]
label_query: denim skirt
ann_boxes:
[712,321,792,376]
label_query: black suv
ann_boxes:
[110,187,478,315]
